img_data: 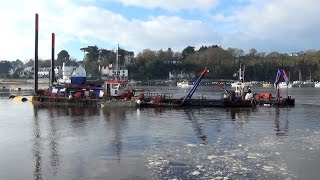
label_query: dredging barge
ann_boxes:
[137,67,256,108]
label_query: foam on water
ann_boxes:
[145,138,298,180]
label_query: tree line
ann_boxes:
[1,45,320,82]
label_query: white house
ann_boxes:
[38,67,50,78]
[169,71,195,80]
[20,67,34,77]
[99,65,128,80]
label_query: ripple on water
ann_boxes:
[145,140,298,180]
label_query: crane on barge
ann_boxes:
[180,67,208,105]
[274,69,290,99]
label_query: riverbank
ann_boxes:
[0,78,49,85]
[0,79,49,91]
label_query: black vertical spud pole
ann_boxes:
[51,33,55,86]
[34,13,39,94]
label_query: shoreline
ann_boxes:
[1,79,49,91]
[0,78,49,85]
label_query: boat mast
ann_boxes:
[299,69,301,81]
[239,63,244,83]
[116,44,119,80]
[309,70,312,81]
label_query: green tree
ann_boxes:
[80,46,99,62]
[80,46,100,76]
[11,59,24,68]
[182,46,195,59]
[99,49,116,66]
[25,59,34,67]
[39,59,51,67]
[56,50,70,66]
[0,61,12,76]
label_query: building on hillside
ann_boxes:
[56,63,86,84]
[124,51,134,65]
[38,67,51,78]
[165,60,182,64]
[99,65,128,80]
[169,71,195,80]
[20,67,34,77]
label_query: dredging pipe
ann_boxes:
[34,13,39,94]
[51,33,55,86]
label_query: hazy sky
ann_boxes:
[1,0,319,61]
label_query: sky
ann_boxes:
[1,0,320,61]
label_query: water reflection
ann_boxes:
[48,108,59,175]
[32,105,101,179]
[227,108,254,122]
[33,105,100,117]
[32,106,43,180]
[184,109,207,143]
[102,107,128,163]
[274,108,289,136]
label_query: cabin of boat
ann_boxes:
[103,79,134,99]
[231,64,251,88]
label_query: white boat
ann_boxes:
[262,81,272,88]
[291,69,315,87]
[249,81,263,87]
[231,81,251,87]
[128,79,139,86]
[300,71,315,87]
[291,69,303,87]
[291,80,303,87]
[177,80,191,88]
[278,82,292,88]
[232,64,251,97]
[231,64,251,89]
[301,80,315,87]
[315,82,320,88]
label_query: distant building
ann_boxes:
[38,67,51,78]
[99,65,128,80]
[17,66,60,78]
[20,67,34,77]
[124,51,134,65]
[289,52,300,57]
[100,48,132,79]
[165,60,182,64]
[169,71,195,80]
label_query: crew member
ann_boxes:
[245,88,253,100]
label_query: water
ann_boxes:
[1,86,320,180]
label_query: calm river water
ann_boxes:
[0,86,320,180]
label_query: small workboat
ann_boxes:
[255,69,295,107]
[177,80,191,88]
